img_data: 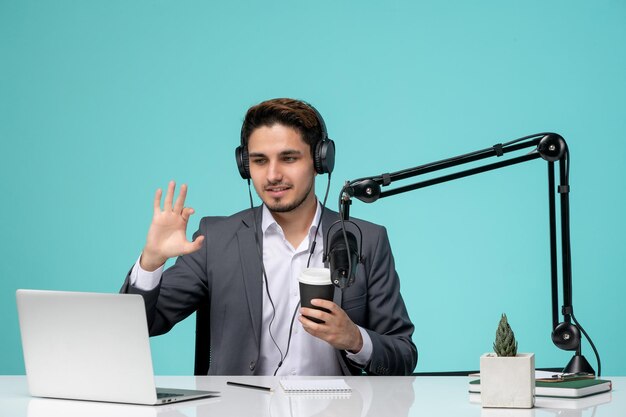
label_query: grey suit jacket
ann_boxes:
[121,207,417,376]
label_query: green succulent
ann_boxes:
[493,313,518,357]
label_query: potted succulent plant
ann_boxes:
[480,314,535,408]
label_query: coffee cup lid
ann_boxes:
[299,268,331,285]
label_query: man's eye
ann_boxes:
[251,159,266,165]
[283,156,297,162]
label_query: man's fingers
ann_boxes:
[300,307,330,324]
[163,181,176,211]
[153,188,163,213]
[182,235,205,254]
[193,235,205,247]
[310,299,337,311]
[181,207,195,222]
[173,184,188,213]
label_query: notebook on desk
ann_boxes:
[16,289,219,405]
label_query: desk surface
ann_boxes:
[0,375,622,417]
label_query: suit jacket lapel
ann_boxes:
[237,207,264,348]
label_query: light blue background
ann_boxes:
[1,1,625,375]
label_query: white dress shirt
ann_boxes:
[130,203,372,375]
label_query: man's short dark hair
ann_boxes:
[241,98,324,157]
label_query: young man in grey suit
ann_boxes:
[121,98,417,376]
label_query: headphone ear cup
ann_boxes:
[314,139,335,175]
[551,322,581,351]
[235,145,250,179]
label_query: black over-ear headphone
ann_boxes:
[235,102,335,179]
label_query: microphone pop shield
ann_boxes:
[328,229,359,289]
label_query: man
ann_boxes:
[121,98,417,376]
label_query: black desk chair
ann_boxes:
[194,305,211,375]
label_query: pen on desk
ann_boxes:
[227,381,273,392]
[551,372,593,378]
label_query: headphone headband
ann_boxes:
[235,101,335,179]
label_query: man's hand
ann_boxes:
[140,181,205,271]
[299,299,363,353]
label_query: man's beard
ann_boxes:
[263,179,314,213]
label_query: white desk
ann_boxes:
[0,375,622,417]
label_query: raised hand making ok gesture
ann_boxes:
[140,181,205,271]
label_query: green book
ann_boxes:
[469,378,612,398]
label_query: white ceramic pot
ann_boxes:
[480,352,535,408]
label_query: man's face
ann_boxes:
[247,124,316,214]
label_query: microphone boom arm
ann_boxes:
[340,132,598,375]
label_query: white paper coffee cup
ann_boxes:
[298,268,334,323]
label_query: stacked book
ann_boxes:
[469,372,612,409]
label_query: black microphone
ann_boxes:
[327,228,359,289]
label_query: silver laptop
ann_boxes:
[16,289,219,405]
